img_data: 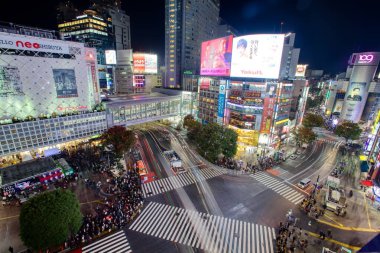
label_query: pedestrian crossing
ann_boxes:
[142,167,227,198]
[129,201,275,253]
[82,230,132,253]
[250,172,305,205]
[317,138,343,145]
[271,167,293,180]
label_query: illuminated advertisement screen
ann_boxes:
[133,53,157,74]
[343,82,367,121]
[53,69,78,98]
[200,35,233,76]
[295,64,307,77]
[230,34,284,79]
[105,50,117,65]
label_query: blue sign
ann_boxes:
[218,93,226,117]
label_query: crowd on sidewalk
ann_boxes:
[67,166,143,248]
[276,221,309,253]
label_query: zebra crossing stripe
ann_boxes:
[251,172,305,205]
[82,230,132,253]
[129,202,275,253]
[142,168,227,198]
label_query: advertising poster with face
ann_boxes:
[231,34,284,79]
[200,36,233,76]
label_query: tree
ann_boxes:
[306,96,323,110]
[293,126,317,146]
[221,128,238,158]
[335,121,362,142]
[302,113,324,128]
[19,189,82,251]
[195,123,238,162]
[183,114,202,141]
[102,126,135,156]
[196,123,223,162]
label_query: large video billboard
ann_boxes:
[200,36,233,76]
[105,50,117,65]
[133,53,157,74]
[230,34,284,79]
[295,64,307,77]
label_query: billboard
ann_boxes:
[295,64,308,77]
[200,35,233,76]
[105,50,117,65]
[230,34,284,79]
[53,69,78,98]
[0,66,24,97]
[349,52,380,66]
[0,33,70,54]
[133,53,157,74]
[341,82,367,121]
[260,97,275,134]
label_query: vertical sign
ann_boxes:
[260,97,275,133]
[217,84,226,124]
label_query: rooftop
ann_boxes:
[105,92,181,108]
[0,157,57,187]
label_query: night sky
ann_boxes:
[0,0,379,74]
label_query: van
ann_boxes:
[298,178,311,189]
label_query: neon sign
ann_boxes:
[358,54,374,64]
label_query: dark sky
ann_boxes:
[0,0,379,74]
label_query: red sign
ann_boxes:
[133,54,146,74]
[200,78,211,90]
[260,98,275,134]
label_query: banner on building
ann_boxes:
[260,97,275,134]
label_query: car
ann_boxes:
[296,150,302,155]
[290,154,297,160]
[298,178,311,189]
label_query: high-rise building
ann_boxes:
[340,52,380,123]
[90,0,131,50]
[278,33,300,80]
[58,9,114,66]
[164,0,220,89]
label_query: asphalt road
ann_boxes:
[85,125,374,253]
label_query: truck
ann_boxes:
[325,185,347,216]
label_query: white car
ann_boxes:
[290,154,297,160]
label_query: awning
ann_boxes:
[360,180,373,187]
[360,161,369,172]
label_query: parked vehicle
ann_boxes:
[298,178,311,189]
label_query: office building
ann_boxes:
[58,9,114,66]
[340,52,380,123]
[164,0,220,89]
[278,33,300,80]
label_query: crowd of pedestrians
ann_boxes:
[276,221,309,253]
[67,166,143,248]
[217,154,279,173]
[299,196,326,219]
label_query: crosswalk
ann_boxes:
[142,167,227,198]
[250,172,305,205]
[270,167,293,180]
[82,230,132,253]
[129,201,275,253]
[317,138,343,145]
